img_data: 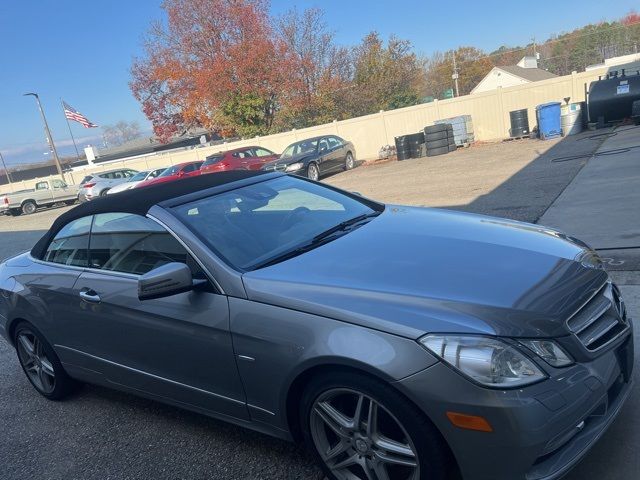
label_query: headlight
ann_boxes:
[285,162,303,172]
[519,339,573,367]
[420,335,546,388]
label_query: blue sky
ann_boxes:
[0,0,637,167]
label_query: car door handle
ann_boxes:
[79,289,101,303]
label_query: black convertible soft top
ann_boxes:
[31,170,270,259]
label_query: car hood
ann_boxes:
[242,206,607,339]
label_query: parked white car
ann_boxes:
[78,168,138,201]
[107,168,166,195]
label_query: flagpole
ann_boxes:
[61,99,81,162]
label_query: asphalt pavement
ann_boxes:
[0,128,638,479]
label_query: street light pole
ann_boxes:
[23,93,65,181]
[0,150,12,186]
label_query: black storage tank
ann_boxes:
[588,71,640,124]
[509,109,530,137]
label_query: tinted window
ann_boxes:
[202,155,224,167]
[44,216,92,267]
[318,138,329,151]
[99,172,114,179]
[88,213,190,275]
[173,176,377,270]
[149,168,165,178]
[327,137,342,148]
[182,163,199,173]
[158,165,180,177]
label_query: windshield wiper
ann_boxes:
[249,211,380,270]
[311,212,380,243]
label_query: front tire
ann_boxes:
[13,321,79,400]
[307,163,320,181]
[300,372,450,480]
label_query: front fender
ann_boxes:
[228,297,437,432]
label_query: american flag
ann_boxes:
[62,101,98,128]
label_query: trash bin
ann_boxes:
[536,102,562,140]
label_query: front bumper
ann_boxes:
[396,326,634,480]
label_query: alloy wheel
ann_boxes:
[307,164,319,181]
[310,388,420,480]
[346,153,355,170]
[16,331,56,394]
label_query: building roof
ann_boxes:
[496,65,558,82]
[31,170,274,259]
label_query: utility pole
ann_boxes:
[0,150,12,186]
[452,52,460,97]
[23,93,65,181]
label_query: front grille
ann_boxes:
[567,282,628,351]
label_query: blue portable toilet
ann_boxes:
[536,102,562,140]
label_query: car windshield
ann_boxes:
[202,155,224,166]
[129,171,149,182]
[172,176,380,270]
[158,165,180,177]
[281,139,319,158]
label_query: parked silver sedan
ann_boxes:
[0,171,633,480]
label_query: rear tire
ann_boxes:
[13,321,80,400]
[345,152,355,170]
[8,209,21,217]
[21,201,36,215]
[64,200,76,206]
[300,371,450,480]
[99,189,110,197]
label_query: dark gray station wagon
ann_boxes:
[0,171,634,480]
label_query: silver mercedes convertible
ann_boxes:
[0,171,633,480]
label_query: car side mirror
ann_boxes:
[138,262,204,300]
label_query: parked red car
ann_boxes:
[199,146,279,174]
[136,161,203,188]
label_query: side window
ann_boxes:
[52,180,66,189]
[124,170,137,177]
[35,182,49,190]
[44,216,92,267]
[112,171,123,179]
[99,172,113,180]
[150,169,163,178]
[89,213,200,276]
[318,138,329,151]
[328,137,341,149]
[254,148,272,157]
[182,164,196,173]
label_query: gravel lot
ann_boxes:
[0,131,620,480]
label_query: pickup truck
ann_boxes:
[0,179,79,216]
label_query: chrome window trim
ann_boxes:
[55,345,245,406]
[146,213,226,295]
[30,255,140,280]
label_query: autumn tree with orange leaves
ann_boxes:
[130,0,293,141]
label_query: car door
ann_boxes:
[326,136,346,171]
[51,179,74,202]
[251,148,276,170]
[66,212,249,420]
[316,137,332,174]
